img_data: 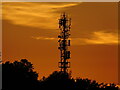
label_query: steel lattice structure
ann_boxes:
[58,13,71,73]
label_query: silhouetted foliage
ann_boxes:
[2,59,39,90]
[2,59,119,90]
[39,71,75,89]
[75,78,101,90]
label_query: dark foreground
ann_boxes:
[2,59,119,90]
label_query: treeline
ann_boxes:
[2,59,119,90]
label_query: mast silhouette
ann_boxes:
[58,13,71,73]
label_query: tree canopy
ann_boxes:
[2,59,119,90]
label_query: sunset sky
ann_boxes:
[2,2,118,84]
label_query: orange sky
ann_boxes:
[2,2,118,84]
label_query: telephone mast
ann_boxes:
[58,13,71,73]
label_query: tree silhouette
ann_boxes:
[2,59,119,90]
[75,78,101,90]
[2,59,39,90]
[39,71,75,89]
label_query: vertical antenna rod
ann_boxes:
[58,13,71,73]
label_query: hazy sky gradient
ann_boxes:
[2,2,118,84]
[2,0,119,2]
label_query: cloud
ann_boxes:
[85,31,118,44]
[31,31,118,45]
[2,2,80,30]
[31,36,57,40]
[2,0,118,2]
[72,31,118,45]
[2,0,82,2]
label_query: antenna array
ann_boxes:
[58,13,71,73]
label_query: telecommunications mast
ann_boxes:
[58,13,71,73]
